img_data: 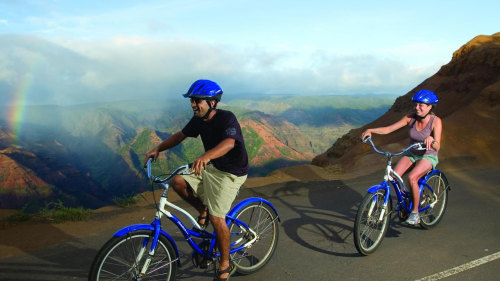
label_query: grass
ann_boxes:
[1,200,94,226]
[112,194,140,208]
[38,201,93,223]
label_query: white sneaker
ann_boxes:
[405,212,420,225]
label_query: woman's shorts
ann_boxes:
[404,151,439,169]
[181,164,247,218]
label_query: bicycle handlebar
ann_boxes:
[363,137,425,158]
[146,158,192,184]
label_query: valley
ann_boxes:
[0,95,393,209]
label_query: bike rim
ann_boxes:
[358,191,388,252]
[97,233,175,281]
[229,203,278,271]
[420,175,447,225]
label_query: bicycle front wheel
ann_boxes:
[88,230,178,281]
[354,189,390,255]
[420,173,449,229]
[229,201,279,274]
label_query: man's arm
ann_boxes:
[143,131,187,167]
[191,138,235,176]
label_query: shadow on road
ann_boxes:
[245,179,363,257]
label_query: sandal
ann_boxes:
[213,262,236,281]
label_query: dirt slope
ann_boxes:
[312,32,500,175]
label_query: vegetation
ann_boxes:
[112,194,140,208]
[242,126,264,159]
[38,201,93,223]
[0,95,394,209]
[1,200,93,225]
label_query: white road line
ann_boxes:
[415,251,500,281]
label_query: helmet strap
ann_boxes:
[201,99,216,120]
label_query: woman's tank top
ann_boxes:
[408,115,438,156]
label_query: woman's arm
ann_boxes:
[427,116,442,151]
[361,115,411,140]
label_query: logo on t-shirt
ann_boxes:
[225,127,237,136]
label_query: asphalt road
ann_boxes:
[1,167,499,281]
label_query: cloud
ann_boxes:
[0,35,443,105]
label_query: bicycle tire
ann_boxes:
[354,189,390,255]
[228,201,279,274]
[419,173,449,229]
[88,229,178,281]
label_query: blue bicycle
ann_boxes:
[353,137,450,255]
[88,159,280,280]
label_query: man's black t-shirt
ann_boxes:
[182,109,249,176]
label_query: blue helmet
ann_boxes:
[412,89,438,104]
[183,79,223,101]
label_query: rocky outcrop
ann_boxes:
[312,32,500,172]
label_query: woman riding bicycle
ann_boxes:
[360,89,442,225]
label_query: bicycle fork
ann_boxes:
[134,219,178,278]
[368,194,388,223]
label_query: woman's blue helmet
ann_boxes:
[412,89,438,104]
[183,79,223,101]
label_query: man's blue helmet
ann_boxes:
[183,79,223,101]
[412,89,438,104]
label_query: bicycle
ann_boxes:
[353,137,450,256]
[88,159,280,280]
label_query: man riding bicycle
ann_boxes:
[144,79,249,281]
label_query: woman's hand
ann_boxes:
[424,136,435,150]
[361,129,372,141]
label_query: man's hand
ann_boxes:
[143,148,159,168]
[191,154,211,176]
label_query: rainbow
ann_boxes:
[6,71,35,144]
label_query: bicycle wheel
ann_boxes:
[228,201,279,274]
[419,173,449,229]
[88,229,178,281]
[354,189,391,255]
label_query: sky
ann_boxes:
[0,0,499,106]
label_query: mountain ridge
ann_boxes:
[1,95,392,209]
[312,32,500,174]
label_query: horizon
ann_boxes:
[0,1,498,135]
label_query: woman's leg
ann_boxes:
[407,159,433,213]
[394,156,413,177]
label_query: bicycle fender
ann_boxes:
[113,224,181,266]
[227,197,280,222]
[423,169,451,190]
[366,182,390,194]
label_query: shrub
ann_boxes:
[39,201,93,223]
[112,194,140,208]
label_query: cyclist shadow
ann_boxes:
[244,179,363,257]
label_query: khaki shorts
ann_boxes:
[404,151,439,169]
[181,164,247,218]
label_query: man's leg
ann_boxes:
[210,214,232,279]
[171,175,207,218]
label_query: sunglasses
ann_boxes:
[190,98,205,104]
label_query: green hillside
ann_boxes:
[0,94,394,208]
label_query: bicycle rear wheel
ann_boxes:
[419,173,449,229]
[354,189,390,255]
[228,201,279,274]
[88,229,178,281]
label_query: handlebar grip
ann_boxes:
[147,158,153,179]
